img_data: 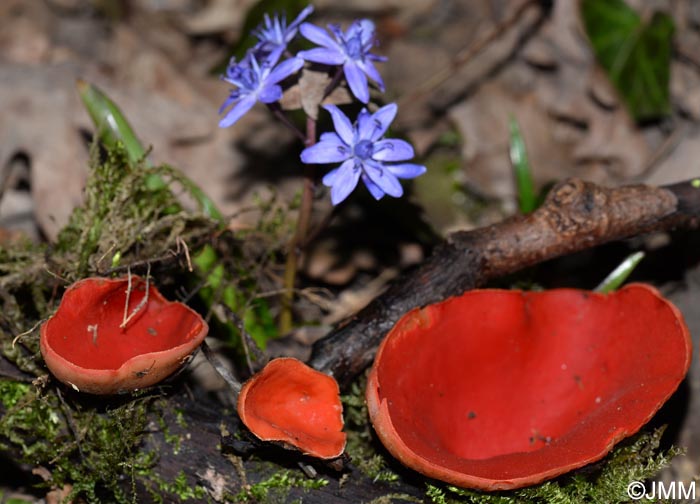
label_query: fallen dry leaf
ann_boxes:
[279,67,353,120]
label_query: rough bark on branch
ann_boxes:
[309,178,700,387]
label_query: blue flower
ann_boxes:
[252,5,314,65]
[297,20,387,104]
[301,104,426,205]
[219,53,304,128]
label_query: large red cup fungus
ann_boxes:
[366,283,691,490]
[40,276,208,395]
[237,357,346,459]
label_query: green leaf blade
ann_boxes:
[582,0,674,122]
[509,118,537,215]
[595,251,645,293]
[77,79,225,222]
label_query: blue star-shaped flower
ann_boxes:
[252,5,314,66]
[301,104,426,205]
[297,20,387,104]
[219,53,304,128]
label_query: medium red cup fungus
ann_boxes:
[237,357,346,459]
[366,283,691,490]
[40,276,208,395]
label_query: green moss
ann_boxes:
[367,494,422,504]
[0,143,227,503]
[157,414,184,456]
[56,144,216,279]
[425,427,681,504]
[175,409,188,429]
[342,377,401,484]
[0,380,31,408]
[143,470,208,502]
[0,379,157,503]
[234,469,329,503]
[192,190,289,352]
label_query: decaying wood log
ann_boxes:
[309,178,700,387]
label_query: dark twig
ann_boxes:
[201,340,242,400]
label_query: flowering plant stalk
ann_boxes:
[218,5,426,333]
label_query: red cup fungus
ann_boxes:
[40,276,208,395]
[366,283,692,490]
[237,357,346,459]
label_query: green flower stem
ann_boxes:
[279,116,317,334]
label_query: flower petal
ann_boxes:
[364,160,403,198]
[385,163,427,179]
[287,5,314,37]
[323,159,360,205]
[355,108,373,140]
[368,53,388,63]
[361,172,385,200]
[267,57,304,85]
[218,91,241,114]
[218,95,257,128]
[368,103,397,140]
[321,166,340,187]
[344,61,369,103]
[322,105,355,145]
[258,44,285,67]
[358,19,376,46]
[319,131,342,142]
[301,135,352,164]
[258,83,282,103]
[358,59,385,91]
[297,47,345,65]
[372,139,414,161]
[300,23,342,51]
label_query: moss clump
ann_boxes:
[233,469,329,503]
[0,379,156,503]
[0,143,226,502]
[139,470,208,503]
[55,145,216,279]
[425,427,681,504]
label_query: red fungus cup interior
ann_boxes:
[40,276,208,394]
[366,284,692,490]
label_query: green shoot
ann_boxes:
[595,251,645,293]
[76,79,224,222]
[508,118,537,214]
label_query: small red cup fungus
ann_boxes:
[40,276,208,395]
[366,283,691,490]
[237,357,346,459]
